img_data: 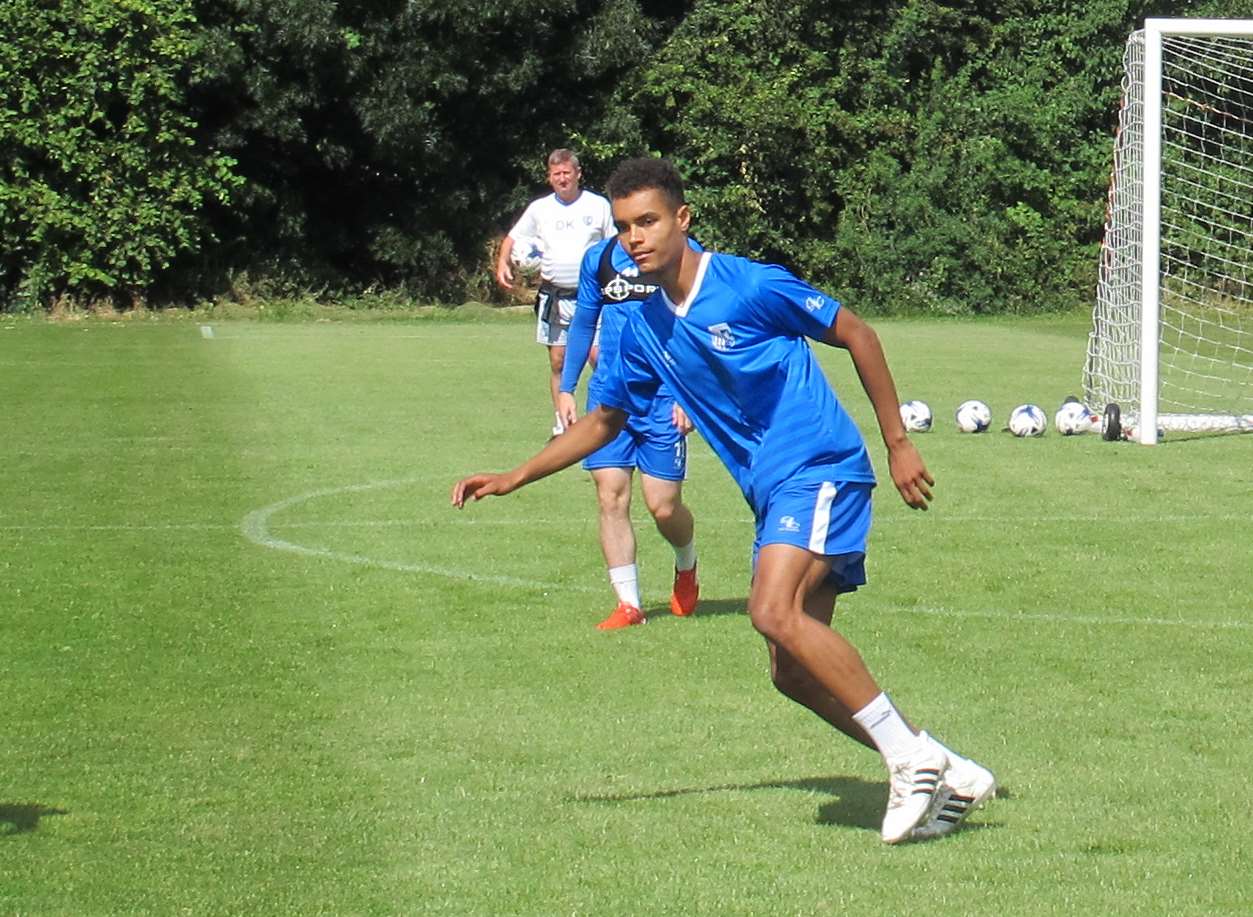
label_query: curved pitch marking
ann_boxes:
[241,479,567,590]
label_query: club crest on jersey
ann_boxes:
[805,295,825,313]
[708,322,735,351]
[778,515,801,533]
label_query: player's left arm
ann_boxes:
[822,308,934,510]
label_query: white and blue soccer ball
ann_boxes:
[1054,399,1098,436]
[955,399,992,433]
[899,400,933,433]
[1008,403,1047,437]
[510,236,544,272]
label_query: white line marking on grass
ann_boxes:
[0,522,234,532]
[240,479,569,590]
[874,512,1252,525]
[879,603,1251,631]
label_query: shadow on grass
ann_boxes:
[573,774,884,831]
[1,803,68,836]
[641,597,748,619]
[574,778,1013,835]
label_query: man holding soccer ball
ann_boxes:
[495,149,615,438]
[459,158,995,843]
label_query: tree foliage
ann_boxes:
[179,0,684,300]
[602,0,1253,314]
[4,0,1252,311]
[0,0,240,310]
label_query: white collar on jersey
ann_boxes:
[661,250,712,318]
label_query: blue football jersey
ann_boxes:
[598,251,876,510]
[562,236,701,409]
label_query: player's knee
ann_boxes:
[596,486,630,516]
[647,498,676,526]
[748,597,799,646]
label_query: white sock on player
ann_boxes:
[608,564,640,609]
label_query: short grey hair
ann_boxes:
[548,148,580,170]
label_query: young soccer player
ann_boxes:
[454,158,995,843]
[556,235,703,629]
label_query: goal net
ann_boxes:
[1084,19,1253,442]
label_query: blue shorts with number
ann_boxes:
[582,395,686,481]
[751,474,873,594]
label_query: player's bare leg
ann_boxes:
[593,467,636,568]
[592,467,644,629]
[750,543,946,842]
[639,474,693,553]
[640,473,698,615]
[767,581,875,750]
[749,545,881,711]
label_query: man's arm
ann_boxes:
[823,308,934,510]
[452,406,627,507]
[495,236,516,291]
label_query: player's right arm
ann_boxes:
[497,203,540,292]
[557,243,609,426]
[452,406,627,507]
[823,307,934,510]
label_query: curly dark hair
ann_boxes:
[605,157,685,209]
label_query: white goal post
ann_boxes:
[1084,18,1253,443]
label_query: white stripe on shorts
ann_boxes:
[808,481,838,553]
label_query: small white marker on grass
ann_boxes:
[199,324,215,339]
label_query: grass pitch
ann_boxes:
[2,312,1251,915]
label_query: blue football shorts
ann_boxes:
[751,477,873,593]
[581,396,686,481]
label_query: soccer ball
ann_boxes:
[954,399,992,433]
[899,400,933,432]
[1008,403,1047,437]
[510,236,544,273]
[1054,399,1099,435]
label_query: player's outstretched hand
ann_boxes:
[451,472,518,508]
[887,439,934,510]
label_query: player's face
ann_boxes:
[612,189,690,275]
[548,161,581,201]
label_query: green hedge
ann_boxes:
[0,0,240,311]
[3,1,1251,312]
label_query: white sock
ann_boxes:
[673,538,697,572]
[852,693,925,761]
[552,412,565,435]
[608,564,640,609]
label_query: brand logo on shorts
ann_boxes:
[778,515,801,533]
[805,295,825,313]
[708,322,735,351]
